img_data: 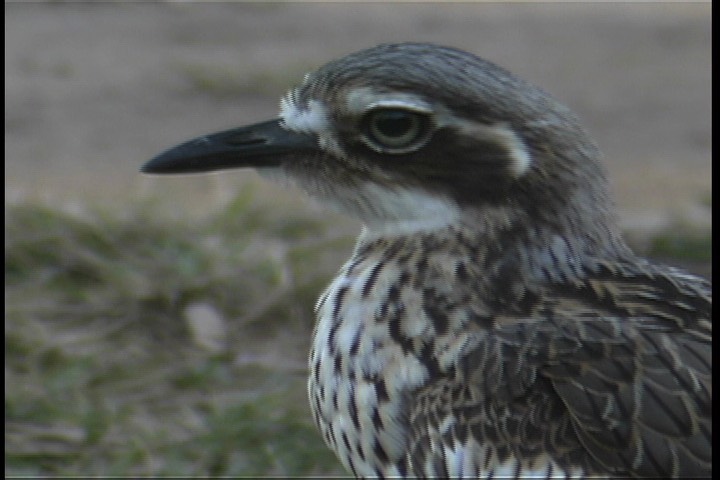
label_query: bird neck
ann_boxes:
[354,207,631,290]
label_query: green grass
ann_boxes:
[5,198,351,476]
[646,227,712,263]
[625,194,712,275]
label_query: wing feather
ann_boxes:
[406,263,711,477]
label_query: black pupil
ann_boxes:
[376,111,414,138]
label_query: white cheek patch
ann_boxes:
[353,183,462,238]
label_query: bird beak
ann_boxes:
[141,119,318,174]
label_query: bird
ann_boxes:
[142,43,711,478]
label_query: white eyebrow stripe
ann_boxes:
[345,86,431,115]
[282,86,532,177]
[485,123,532,177]
[448,118,533,177]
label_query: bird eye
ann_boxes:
[362,108,432,153]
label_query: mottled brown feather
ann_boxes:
[408,260,711,478]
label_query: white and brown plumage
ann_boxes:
[143,43,711,478]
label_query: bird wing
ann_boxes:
[406,265,712,478]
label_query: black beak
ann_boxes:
[141,119,318,174]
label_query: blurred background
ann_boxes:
[5,2,711,476]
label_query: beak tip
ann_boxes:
[140,155,172,174]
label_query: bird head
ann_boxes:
[144,43,622,252]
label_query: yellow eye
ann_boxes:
[362,108,432,153]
